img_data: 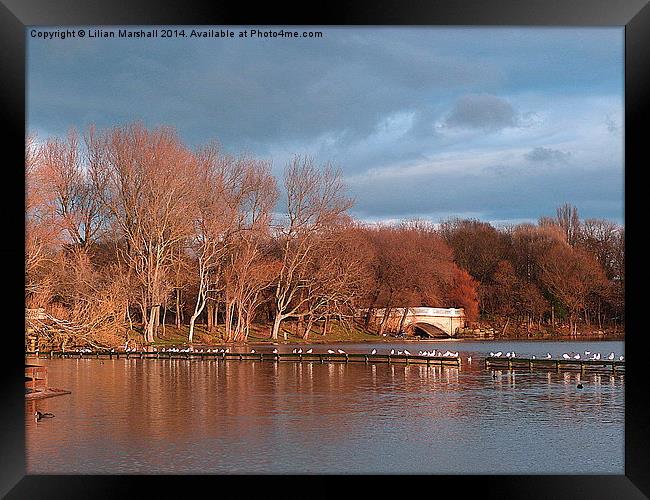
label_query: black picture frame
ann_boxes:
[1,0,647,497]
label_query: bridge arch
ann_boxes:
[406,322,449,338]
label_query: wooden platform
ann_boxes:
[26,350,462,366]
[25,364,71,400]
[25,387,72,400]
[485,356,624,373]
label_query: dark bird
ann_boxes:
[577,383,584,389]
[34,411,55,421]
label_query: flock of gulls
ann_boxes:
[69,345,623,362]
[489,351,624,361]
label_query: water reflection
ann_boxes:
[26,340,624,474]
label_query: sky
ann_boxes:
[27,26,624,225]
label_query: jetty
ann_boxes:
[25,364,71,400]
[485,356,624,373]
[25,350,462,366]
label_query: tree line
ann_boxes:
[25,123,624,348]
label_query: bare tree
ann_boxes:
[90,123,196,343]
[270,156,353,340]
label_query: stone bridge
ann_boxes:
[361,307,466,338]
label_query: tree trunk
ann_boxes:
[398,308,409,334]
[175,289,181,329]
[551,304,555,329]
[146,305,159,343]
[271,313,283,340]
[378,307,391,336]
[207,302,214,331]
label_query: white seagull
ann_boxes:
[306,348,313,354]
[619,355,624,361]
[495,352,502,358]
[327,349,335,354]
[562,353,570,359]
[573,353,580,360]
[251,349,256,353]
[371,349,377,355]
[390,349,395,355]
[297,349,303,354]
[272,348,278,354]
[404,350,411,356]
[546,353,552,359]
[337,349,346,354]
[608,353,615,360]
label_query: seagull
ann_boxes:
[371,349,377,355]
[562,353,571,359]
[608,353,615,360]
[573,354,581,360]
[404,350,411,356]
[505,352,511,358]
[397,351,403,355]
[490,352,495,357]
[297,349,303,354]
[292,348,297,354]
[272,348,278,354]
[531,355,536,360]
[584,351,591,356]
[495,352,502,358]
[467,356,472,362]
[250,349,256,353]
[337,349,346,354]
[546,353,552,359]
[511,352,516,358]
[327,349,335,354]
[390,349,395,355]
[306,348,313,354]
[619,356,624,361]
[577,383,584,389]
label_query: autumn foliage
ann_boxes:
[25,124,624,348]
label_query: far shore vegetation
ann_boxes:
[25,123,624,351]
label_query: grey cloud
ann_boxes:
[443,94,519,131]
[348,161,623,224]
[525,147,572,163]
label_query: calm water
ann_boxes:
[26,340,624,474]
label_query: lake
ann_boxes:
[26,339,624,474]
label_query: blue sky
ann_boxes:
[27,26,624,225]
